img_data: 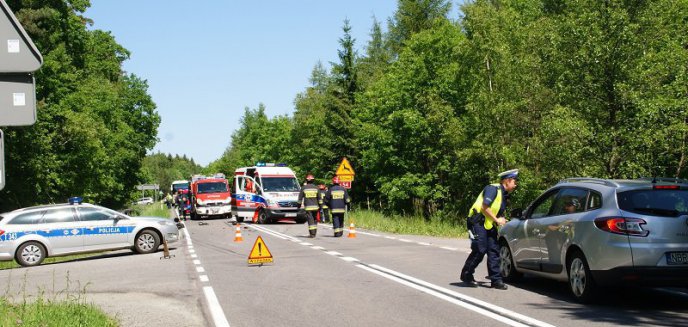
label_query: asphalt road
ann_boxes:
[1,215,687,327]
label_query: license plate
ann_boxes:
[285,213,297,217]
[666,252,688,265]
[211,208,218,214]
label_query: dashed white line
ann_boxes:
[191,254,198,258]
[193,259,201,265]
[440,246,458,251]
[418,242,431,246]
[203,286,231,327]
[189,249,196,253]
[325,251,342,256]
[200,275,209,282]
[196,266,205,273]
[311,246,325,250]
[398,238,413,243]
[340,256,360,262]
[300,242,313,246]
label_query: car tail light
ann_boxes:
[594,217,649,237]
[0,229,4,237]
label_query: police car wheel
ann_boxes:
[236,215,244,223]
[499,241,522,282]
[134,230,161,254]
[16,241,46,267]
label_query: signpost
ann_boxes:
[335,157,355,189]
[0,1,43,190]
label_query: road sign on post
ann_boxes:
[0,0,43,72]
[336,157,355,189]
[0,130,4,191]
[0,73,36,126]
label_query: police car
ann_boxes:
[0,197,180,267]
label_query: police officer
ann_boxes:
[298,173,320,238]
[325,176,350,237]
[317,184,330,223]
[460,169,519,290]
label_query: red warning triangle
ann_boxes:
[248,236,273,264]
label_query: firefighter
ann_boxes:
[325,176,350,237]
[317,184,330,223]
[298,173,320,238]
[460,169,519,290]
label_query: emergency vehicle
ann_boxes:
[231,163,304,224]
[170,180,190,193]
[190,174,232,219]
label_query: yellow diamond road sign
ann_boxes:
[248,236,273,265]
[336,157,355,176]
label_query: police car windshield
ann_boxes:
[261,177,300,192]
[197,182,228,194]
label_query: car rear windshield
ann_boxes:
[617,189,688,217]
[197,182,228,194]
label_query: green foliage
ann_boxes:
[140,153,201,196]
[0,296,118,326]
[1,1,159,211]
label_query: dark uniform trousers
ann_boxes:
[331,213,344,237]
[461,222,501,282]
[306,209,318,236]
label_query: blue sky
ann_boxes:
[85,1,407,166]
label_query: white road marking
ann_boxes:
[385,236,397,240]
[311,246,325,250]
[300,242,313,246]
[184,223,231,327]
[252,225,554,327]
[398,238,413,243]
[191,254,198,258]
[364,264,555,327]
[193,259,201,265]
[440,246,458,251]
[418,242,431,246]
[203,286,231,327]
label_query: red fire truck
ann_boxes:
[190,173,232,220]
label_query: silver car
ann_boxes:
[0,200,180,267]
[499,178,688,302]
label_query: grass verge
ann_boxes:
[130,203,171,218]
[0,296,118,327]
[347,209,467,238]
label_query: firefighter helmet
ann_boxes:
[306,174,315,181]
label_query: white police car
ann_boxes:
[0,197,180,267]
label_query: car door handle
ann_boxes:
[532,228,540,234]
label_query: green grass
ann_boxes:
[130,203,171,218]
[347,209,468,238]
[0,296,118,327]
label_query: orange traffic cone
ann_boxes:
[234,224,243,242]
[348,222,357,238]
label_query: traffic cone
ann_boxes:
[234,224,243,242]
[347,222,357,238]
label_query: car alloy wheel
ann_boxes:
[499,242,522,281]
[135,230,160,254]
[569,257,587,297]
[16,242,46,267]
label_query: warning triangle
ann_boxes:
[248,236,273,264]
[0,1,43,72]
[335,157,355,176]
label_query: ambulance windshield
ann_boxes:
[261,177,300,192]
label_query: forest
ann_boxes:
[2,0,686,223]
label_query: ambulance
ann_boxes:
[231,163,304,223]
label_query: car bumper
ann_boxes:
[266,208,301,220]
[195,205,231,216]
[591,267,688,287]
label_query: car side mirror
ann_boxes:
[510,208,524,220]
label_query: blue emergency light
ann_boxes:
[68,196,83,205]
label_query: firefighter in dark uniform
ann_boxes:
[460,169,519,290]
[325,176,350,237]
[298,173,320,238]
[317,184,330,223]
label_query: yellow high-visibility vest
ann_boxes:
[467,184,503,230]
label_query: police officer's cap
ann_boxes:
[498,169,519,180]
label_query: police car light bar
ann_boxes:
[68,196,83,205]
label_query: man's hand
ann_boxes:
[496,217,507,226]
